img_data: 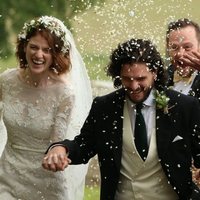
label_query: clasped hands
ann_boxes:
[42,146,71,172]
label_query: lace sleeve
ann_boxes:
[50,87,75,143]
[0,68,16,102]
[0,70,4,102]
[50,26,93,143]
[0,69,9,117]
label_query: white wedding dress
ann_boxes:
[0,68,90,200]
[0,114,6,156]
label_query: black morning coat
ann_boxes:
[52,88,200,200]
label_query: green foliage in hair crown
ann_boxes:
[18,16,70,54]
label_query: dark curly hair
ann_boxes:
[106,38,165,91]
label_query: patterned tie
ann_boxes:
[173,70,193,84]
[134,103,148,160]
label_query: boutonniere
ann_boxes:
[155,90,170,114]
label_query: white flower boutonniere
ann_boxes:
[155,90,170,114]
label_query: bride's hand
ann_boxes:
[42,146,71,172]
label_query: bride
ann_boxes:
[0,16,92,200]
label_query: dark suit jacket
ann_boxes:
[166,64,200,102]
[54,88,200,200]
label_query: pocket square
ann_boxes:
[172,135,183,142]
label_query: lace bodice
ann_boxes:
[0,68,74,152]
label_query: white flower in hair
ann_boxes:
[18,16,70,54]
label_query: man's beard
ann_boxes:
[126,86,153,104]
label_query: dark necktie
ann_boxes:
[134,103,148,160]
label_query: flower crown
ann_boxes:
[18,16,70,54]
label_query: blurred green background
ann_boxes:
[0,0,200,199]
[1,0,200,81]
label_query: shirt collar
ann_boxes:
[143,89,155,107]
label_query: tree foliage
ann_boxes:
[0,0,104,57]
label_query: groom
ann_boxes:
[43,39,200,200]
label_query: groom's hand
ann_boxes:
[42,146,71,172]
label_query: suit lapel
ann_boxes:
[189,73,200,99]
[156,91,177,160]
[156,109,173,160]
[110,89,125,172]
[112,89,178,170]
